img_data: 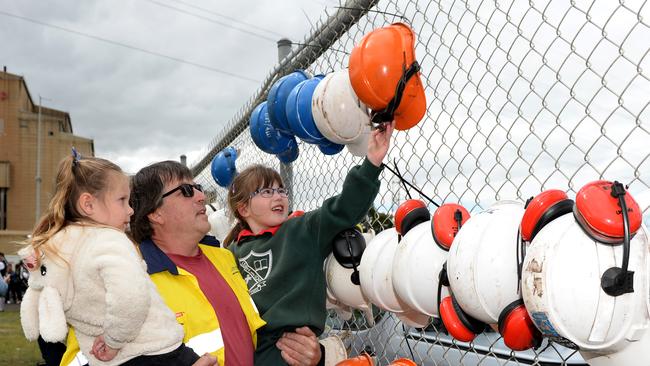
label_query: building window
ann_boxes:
[0,188,6,230]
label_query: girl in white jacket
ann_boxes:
[21,151,215,366]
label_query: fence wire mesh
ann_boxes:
[192,0,650,364]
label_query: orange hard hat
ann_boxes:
[349,23,426,131]
[336,353,374,366]
[389,358,418,366]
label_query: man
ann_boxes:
[60,161,325,366]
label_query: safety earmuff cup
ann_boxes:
[395,199,430,236]
[497,299,542,351]
[521,190,574,242]
[432,203,470,251]
[439,295,485,342]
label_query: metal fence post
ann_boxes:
[277,38,294,211]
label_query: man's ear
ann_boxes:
[147,208,164,226]
[77,192,96,216]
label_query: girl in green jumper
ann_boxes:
[224,123,394,365]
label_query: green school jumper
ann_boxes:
[229,158,382,365]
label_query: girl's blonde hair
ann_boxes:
[30,154,123,259]
[223,165,283,246]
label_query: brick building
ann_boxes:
[0,67,94,255]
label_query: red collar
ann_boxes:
[237,225,281,243]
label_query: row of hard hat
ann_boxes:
[211,22,427,187]
[323,180,650,366]
[248,22,427,161]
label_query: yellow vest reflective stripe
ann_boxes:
[66,351,88,366]
[185,328,225,355]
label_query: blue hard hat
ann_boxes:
[267,70,309,135]
[250,101,295,155]
[318,140,345,155]
[277,137,299,164]
[285,75,331,145]
[210,146,238,187]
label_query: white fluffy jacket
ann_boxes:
[21,225,183,366]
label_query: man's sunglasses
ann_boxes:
[162,183,203,199]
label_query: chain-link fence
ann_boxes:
[192,0,650,364]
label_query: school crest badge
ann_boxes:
[239,249,273,294]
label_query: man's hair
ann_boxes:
[130,160,193,243]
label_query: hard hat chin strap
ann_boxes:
[381,162,440,208]
[371,59,421,128]
[601,181,635,297]
[437,262,449,316]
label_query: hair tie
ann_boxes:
[71,147,81,166]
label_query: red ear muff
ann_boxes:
[520,190,574,242]
[575,180,641,297]
[574,180,642,244]
[395,199,430,235]
[432,203,470,250]
[439,296,484,342]
[497,299,542,351]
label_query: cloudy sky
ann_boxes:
[0,0,337,173]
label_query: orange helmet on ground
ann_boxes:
[389,358,417,366]
[336,353,374,366]
[349,23,426,131]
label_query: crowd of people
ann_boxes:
[0,253,30,311]
[13,123,394,366]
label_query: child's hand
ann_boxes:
[366,121,395,167]
[192,353,218,366]
[277,326,322,366]
[91,335,119,361]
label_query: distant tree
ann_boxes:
[361,206,393,234]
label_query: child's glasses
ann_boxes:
[251,187,289,198]
[162,183,203,198]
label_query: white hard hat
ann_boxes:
[396,308,431,328]
[522,215,650,353]
[324,253,375,326]
[447,200,525,323]
[206,207,233,243]
[326,286,353,322]
[358,228,408,313]
[581,329,650,366]
[311,70,371,157]
[392,220,449,317]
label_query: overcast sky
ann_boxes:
[0,0,337,173]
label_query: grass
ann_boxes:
[0,303,44,366]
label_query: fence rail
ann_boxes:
[192,0,650,364]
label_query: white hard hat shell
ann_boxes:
[447,200,525,324]
[580,328,650,366]
[396,308,431,328]
[358,228,409,313]
[324,253,373,315]
[326,287,353,321]
[207,208,233,243]
[392,220,449,317]
[522,214,650,352]
[311,70,371,157]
